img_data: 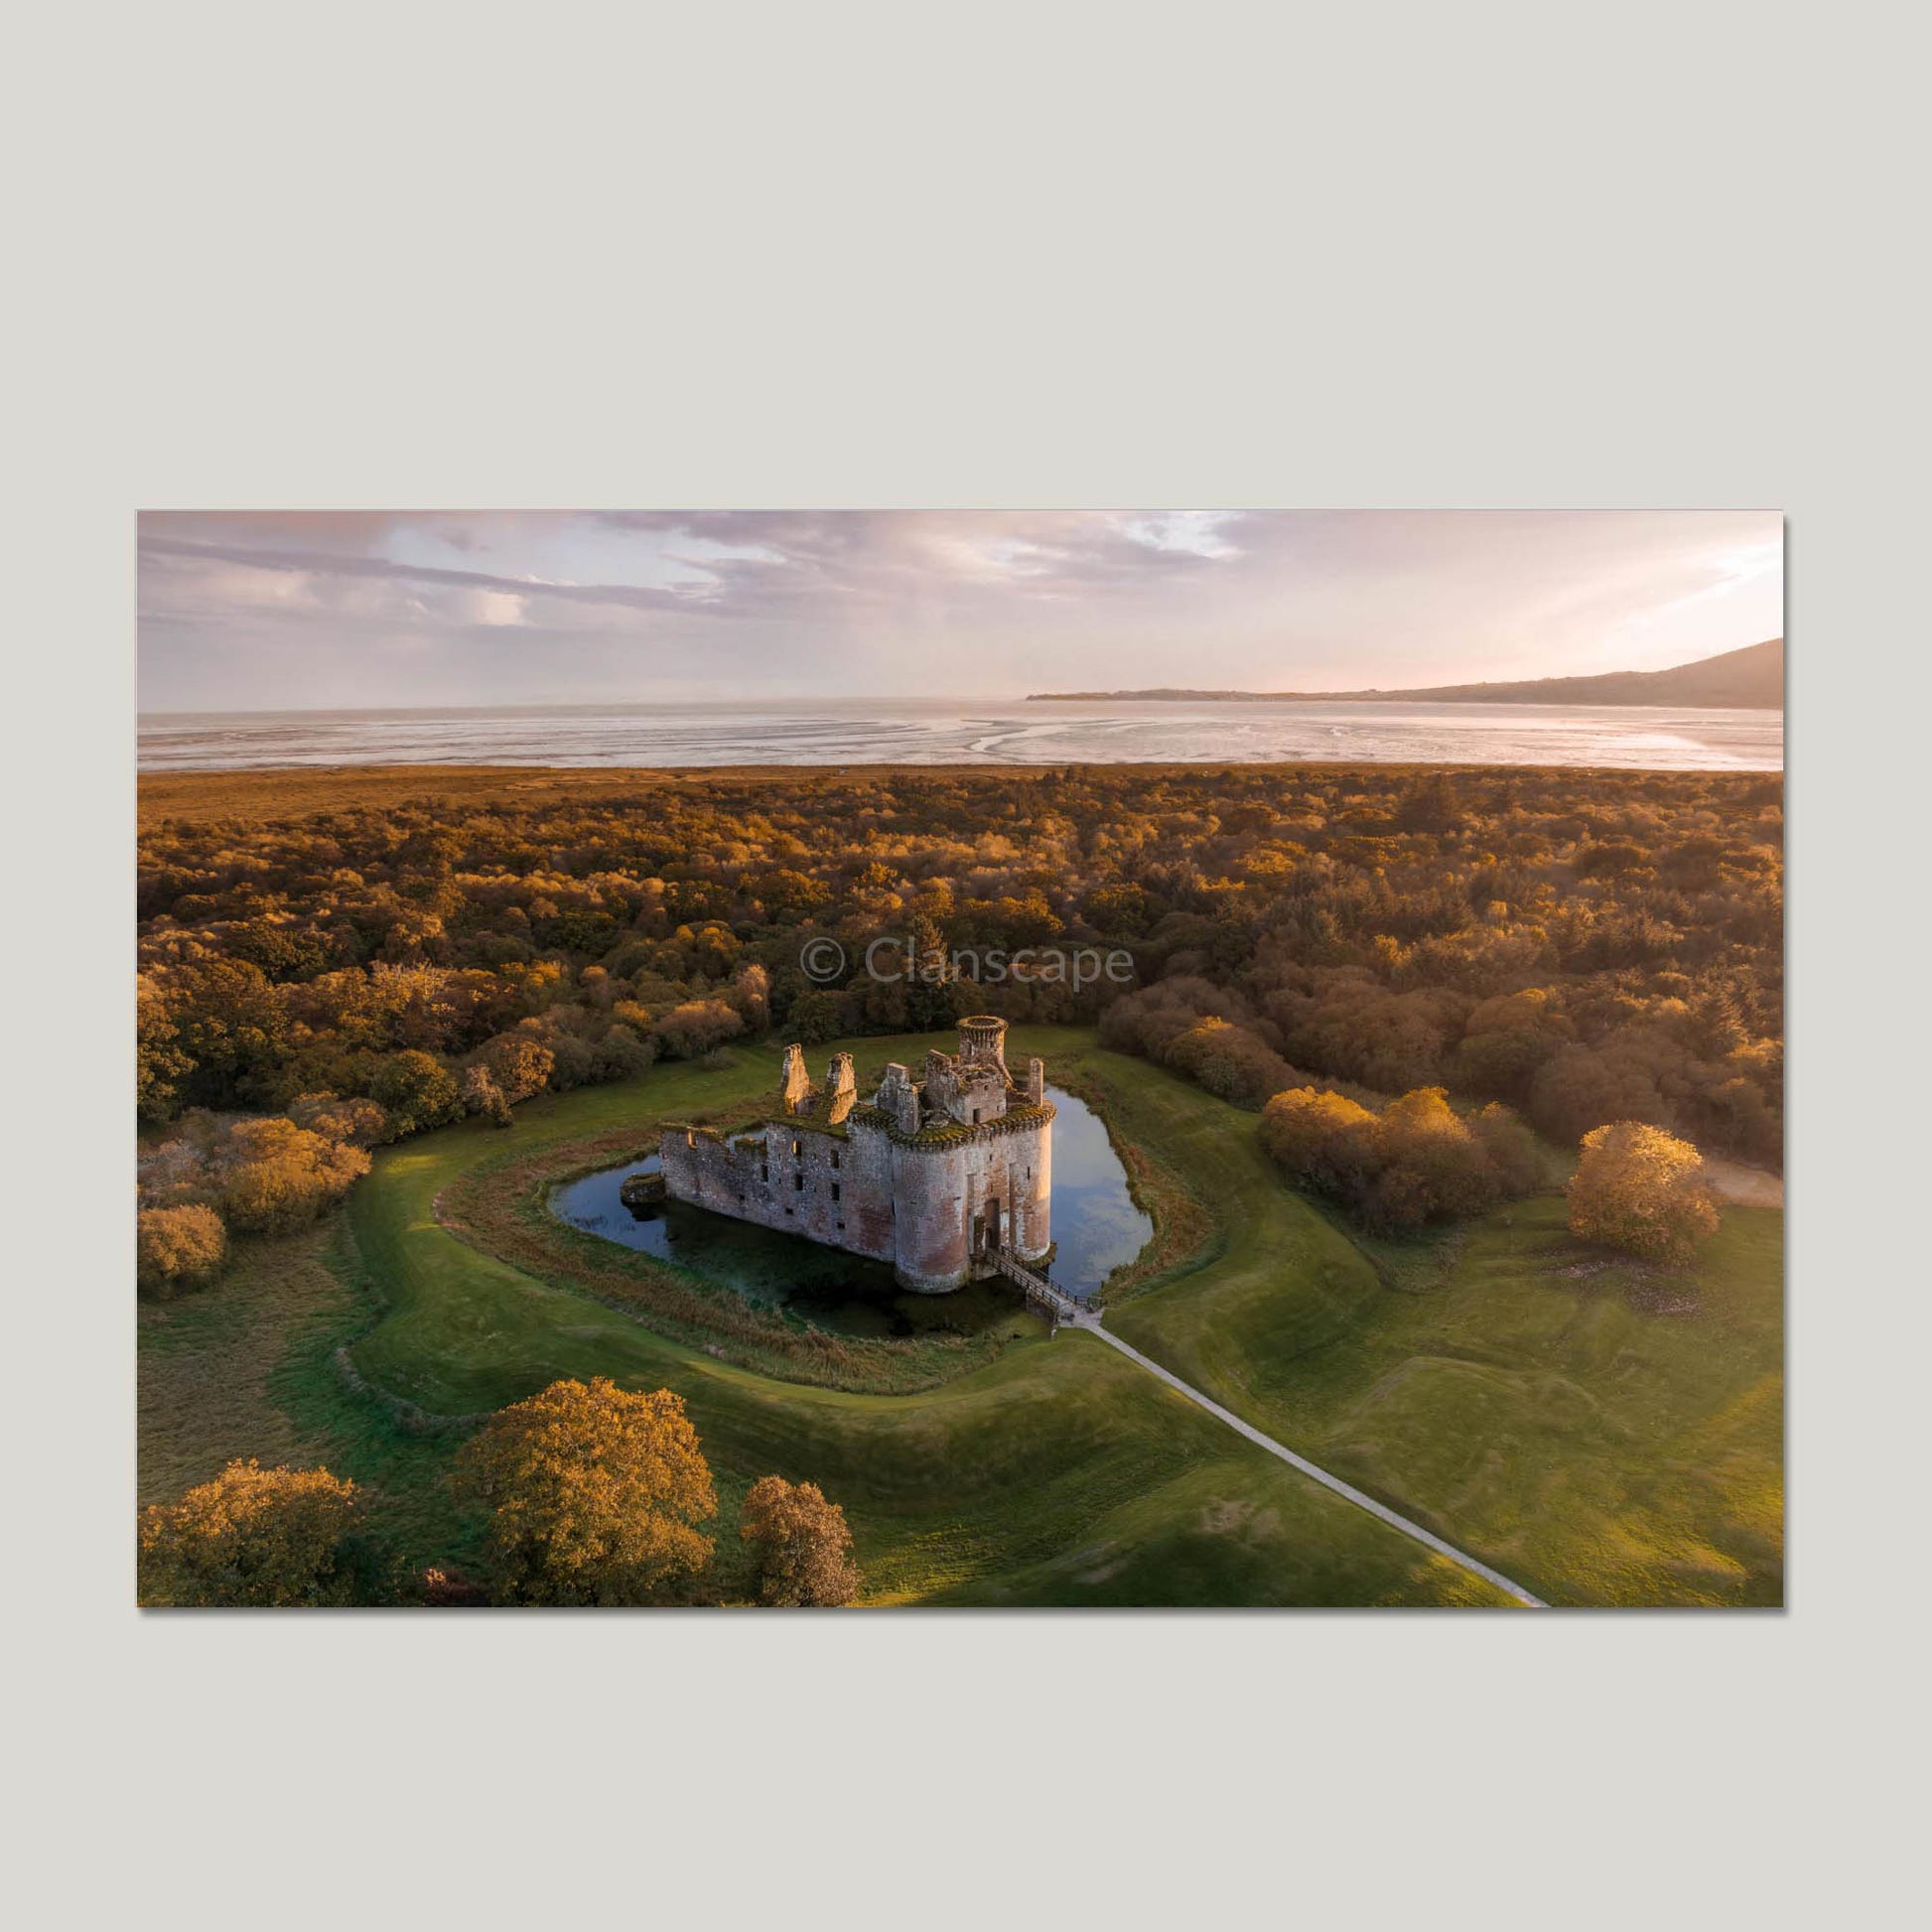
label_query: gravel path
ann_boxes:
[1701,1158,1784,1207]
[1069,1311,1549,1608]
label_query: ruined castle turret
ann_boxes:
[877,1062,919,1136]
[824,1052,857,1124]
[777,1042,812,1115]
[657,1017,1054,1294]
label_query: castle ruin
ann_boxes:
[657,1016,1053,1292]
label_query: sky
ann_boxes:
[137,509,1783,712]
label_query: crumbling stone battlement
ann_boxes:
[658,1017,1053,1293]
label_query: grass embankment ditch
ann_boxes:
[440,1128,1036,1395]
[1107,1178,1784,1607]
[139,1025,1780,1605]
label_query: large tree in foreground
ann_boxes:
[740,1476,863,1606]
[458,1378,717,1604]
[139,1459,362,1605]
[1567,1121,1720,1267]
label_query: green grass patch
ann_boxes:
[1109,1144,1784,1607]
[138,1026,1780,1606]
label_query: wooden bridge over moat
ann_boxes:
[989,1245,1083,1325]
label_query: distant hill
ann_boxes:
[1032,637,1784,709]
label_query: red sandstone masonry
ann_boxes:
[659,1019,1052,1293]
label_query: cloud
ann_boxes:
[137,509,1783,710]
[456,589,526,627]
[139,532,727,618]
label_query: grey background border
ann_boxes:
[9,2,1918,1925]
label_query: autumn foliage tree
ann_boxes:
[471,1032,555,1104]
[136,1202,228,1297]
[1567,1121,1720,1266]
[460,1062,513,1127]
[138,765,1781,1166]
[1260,1084,1543,1234]
[208,1117,371,1233]
[287,1092,389,1148]
[138,1459,363,1605]
[457,1378,718,1604]
[740,1475,863,1606]
[651,999,745,1061]
[136,1110,375,1302]
[369,1048,464,1137]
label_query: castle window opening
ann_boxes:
[654,1020,1053,1294]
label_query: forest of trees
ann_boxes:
[135,763,1779,1598]
[137,762,1781,1284]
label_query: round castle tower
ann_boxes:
[957,1015,1011,1079]
[885,1017,1053,1293]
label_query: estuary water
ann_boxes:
[550,1087,1151,1327]
[139,696,1781,771]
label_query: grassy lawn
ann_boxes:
[137,1025,1781,1605]
[139,1224,355,1505]
[1096,1057,1784,1607]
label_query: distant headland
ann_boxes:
[1031,637,1783,710]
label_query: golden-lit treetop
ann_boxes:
[740,1474,862,1608]
[1567,1121,1720,1268]
[458,1377,717,1606]
[138,1458,361,1607]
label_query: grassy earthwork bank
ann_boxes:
[138,1026,1782,1606]
[1082,1058,1784,1607]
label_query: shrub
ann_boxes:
[139,1459,363,1605]
[1528,1041,1669,1146]
[1261,1084,1540,1235]
[1099,976,1252,1057]
[1469,1102,1546,1195]
[1373,1087,1505,1224]
[137,1137,217,1211]
[651,999,746,1061]
[136,1203,228,1297]
[587,1021,656,1081]
[1259,1088,1383,1197]
[209,1118,371,1233]
[461,1063,513,1127]
[1567,1121,1720,1266]
[1159,1017,1297,1107]
[286,1092,390,1148]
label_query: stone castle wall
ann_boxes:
[657,1119,897,1266]
[658,1020,1053,1294]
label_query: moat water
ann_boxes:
[548,1087,1152,1337]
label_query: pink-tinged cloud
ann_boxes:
[138,509,1782,711]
